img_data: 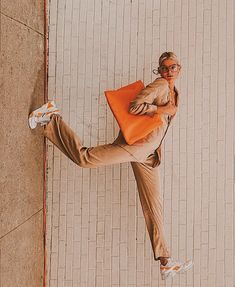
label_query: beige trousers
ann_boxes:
[44,114,171,260]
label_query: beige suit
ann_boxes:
[44,77,179,260]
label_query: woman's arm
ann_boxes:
[128,88,159,115]
[156,101,177,116]
[129,78,169,116]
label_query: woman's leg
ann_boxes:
[131,154,171,261]
[45,116,169,255]
[44,114,136,168]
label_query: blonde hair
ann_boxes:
[158,51,180,66]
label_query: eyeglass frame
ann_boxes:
[158,63,181,73]
[152,63,181,75]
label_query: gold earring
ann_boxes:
[152,69,159,75]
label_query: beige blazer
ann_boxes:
[129,77,179,118]
[114,77,179,165]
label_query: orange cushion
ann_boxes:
[104,80,163,145]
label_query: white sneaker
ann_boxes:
[160,257,193,280]
[28,101,60,129]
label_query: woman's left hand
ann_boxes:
[156,101,177,116]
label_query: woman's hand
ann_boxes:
[156,101,177,116]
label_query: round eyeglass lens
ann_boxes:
[170,64,178,71]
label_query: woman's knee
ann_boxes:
[75,155,95,168]
[76,161,91,168]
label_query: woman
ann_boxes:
[29,51,193,280]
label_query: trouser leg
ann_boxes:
[131,155,171,260]
[44,114,170,259]
[44,114,136,168]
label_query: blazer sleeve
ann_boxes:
[128,77,169,116]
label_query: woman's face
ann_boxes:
[158,58,181,84]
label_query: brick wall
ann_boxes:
[46,0,235,286]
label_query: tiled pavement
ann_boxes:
[46,0,235,286]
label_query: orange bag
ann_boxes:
[104,80,163,145]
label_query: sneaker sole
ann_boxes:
[161,270,177,280]
[28,114,37,129]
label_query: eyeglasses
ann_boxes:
[158,64,181,73]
